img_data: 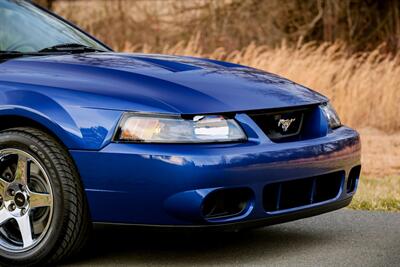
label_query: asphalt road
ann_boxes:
[64,209,400,267]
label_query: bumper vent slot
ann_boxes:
[263,172,344,212]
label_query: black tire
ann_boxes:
[0,127,91,266]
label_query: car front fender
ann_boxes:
[0,89,122,150]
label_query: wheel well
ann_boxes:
[0,115,69,150]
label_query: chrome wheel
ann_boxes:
[0,149,53,252]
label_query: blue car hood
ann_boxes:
[0,53,327,114]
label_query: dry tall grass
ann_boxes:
[124,39,400,132]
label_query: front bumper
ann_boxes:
[71,120,361,226]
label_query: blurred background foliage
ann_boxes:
[34,0,400,53]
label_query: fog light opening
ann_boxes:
[347,165,361,193]
[202,188,253,220]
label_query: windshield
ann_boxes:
[0,0,109,53]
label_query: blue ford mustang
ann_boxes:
[0,0,361,266]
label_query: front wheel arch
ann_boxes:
[0,115,90,214]
[0,115,69,150]
[0,127,91,266]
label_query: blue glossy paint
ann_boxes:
[0,3,361,227]
[0,53,327,115]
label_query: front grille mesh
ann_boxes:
[249,105,324,142]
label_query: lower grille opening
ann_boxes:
[263,172,344,212]
[347,165,361,193]
[202,188,253,220]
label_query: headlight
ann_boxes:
[320,102,341,129]
[115,113,247,143]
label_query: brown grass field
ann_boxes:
[352,128,400,211]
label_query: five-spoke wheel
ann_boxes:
[0,149,53,252]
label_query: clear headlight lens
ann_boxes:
[320,102,341,129]
[115,114,247,143]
